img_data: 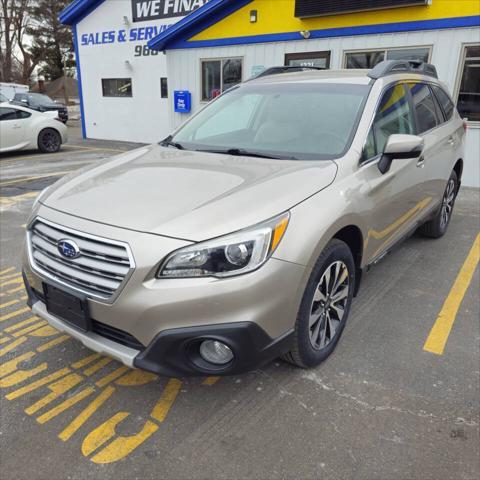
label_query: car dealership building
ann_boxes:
[61,0,480,186]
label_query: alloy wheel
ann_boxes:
[308,261,350,350]
[440,178,456,229]
[42,132,60,152]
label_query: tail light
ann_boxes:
[463,119,468,132]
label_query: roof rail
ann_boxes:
[252,65,324,79]
[368,60,438,80]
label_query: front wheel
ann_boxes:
[284,239,355,368]
[38,128,62,153]
[418,170,458,239]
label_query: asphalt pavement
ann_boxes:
[0,126,479,480]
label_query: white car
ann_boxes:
[0,102,68,154]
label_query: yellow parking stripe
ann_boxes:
[0,307,30,322]
[12,321,48,337]
[96,366,130,388]
[6,367,71,400]
[0,337,10,345]
[0,276,22,288]
[59,386,116,442]
[83,357,113,376]
[37,335,71,352]
[0,171,74,187]
[72,353,102,369]
[0,267,15,276]
[0,337,27,357]
[0,286,25,297]
[202,376,220,386]
[424,233,480,355]
[0,299,20,309]
[0,273,21,281]
[4,316,39,332]
[37,387,95,425]
[150,378,182,423]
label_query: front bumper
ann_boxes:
[24,274,294,376]
[22,207,306,375]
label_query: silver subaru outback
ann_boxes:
[23,60,465,376]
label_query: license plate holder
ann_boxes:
[43,283,91,332]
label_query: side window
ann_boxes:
[0,107,19,121]
[408,83,440,133]
[17,110,31,119]
[431,85,455,121]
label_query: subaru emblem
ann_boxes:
[57,239,80,259]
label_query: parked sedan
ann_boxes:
[11,92,69,123]
[0,103,68,153]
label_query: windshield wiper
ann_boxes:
[160,135,184,150]
[196,147,297,160]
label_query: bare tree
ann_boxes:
[0,0,16,82]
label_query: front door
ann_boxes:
[0,107,25,151]
[361,83,428,264]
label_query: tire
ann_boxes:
[284,239,355,368]
[38,128,62,153]
[418,170,458,239]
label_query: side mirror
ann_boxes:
[378,134,424,174]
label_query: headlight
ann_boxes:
[157,212,290,279]
[33,186,51,209]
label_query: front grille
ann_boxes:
[92,320,145,351]
[28,219,134,300]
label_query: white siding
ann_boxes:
[167,27,480,187]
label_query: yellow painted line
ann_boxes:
[59,386,116,442]
[29,325,59,337]
[83,357,113,376]
[81,411,130,456]
[0,363,48,388]
[150,378,182,423]
[0,276,22,288]
[114,370,157,386]
[424,234,480,355]
[0,171,74,187]
[90,419,159,465]
[37,387,95,425]
[12,321,48,337]
[67,144,126,153]
[6,367,70,400]
[0,147,91,163]
[202,376,220,386]
[4,316,40,333]
[0,337,27,357]
[0,273,21,282]
[0,267,15,276]
[72,353,102,369]
[0,192,39,208]
[96,366,129,388]
[25,373,83,415]
[0,337,10,345]
[0,286,25,297]
[0,351,35,378]
[37,335,71,352]
[0,299,20,309]
[0,307,30,322]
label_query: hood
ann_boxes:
[42,145,337,241]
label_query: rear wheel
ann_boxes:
[38,128,61,153]
[418,170,458,238]
[284,239,355,368]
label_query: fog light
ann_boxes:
[199,340,234,365]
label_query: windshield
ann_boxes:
[28,93,56,106]
[171,82,370,160]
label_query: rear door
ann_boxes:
[406,82,453,210]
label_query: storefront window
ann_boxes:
[285,51,331,69]
[456,45,480,122]
[345,47,430,69]
[101,79,132,97]
[201,58,243,101]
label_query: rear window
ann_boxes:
[431,85,455,121]
[408,83,441,134]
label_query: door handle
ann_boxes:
[416,155,425,168]
[12,124,22,129]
